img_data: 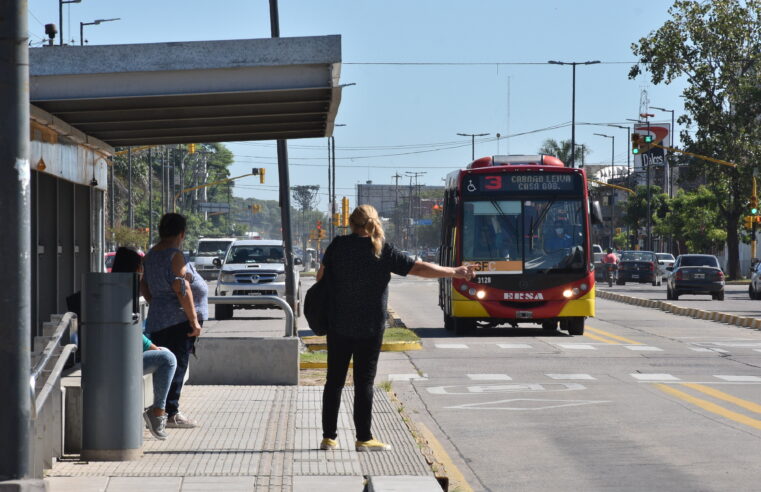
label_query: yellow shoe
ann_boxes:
[355,439,392,452]
[320,438,339,450]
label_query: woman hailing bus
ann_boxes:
[317,205,475,452]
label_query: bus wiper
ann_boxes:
[491,200,506,216]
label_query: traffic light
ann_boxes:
[332,212,340,227]
[341,197,350,227]
[615,227,622,234]
[188,143,196,154]
[631,134,641,154]
[643,134,653,144]
[751,195,759,215]
[743,215,754,230]
[259,168,266,184]
[251,203,261,213]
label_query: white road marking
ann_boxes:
[714,375,761,382]
[624,346,663,352]
[445,398,610,411]
[435,343,469,349]
[711,342,761,347]
[427,383,586,395]
[388,373,428,382]
[497,343,532,349]
[546,374,596,380]
[631,373,680,381]
[556,343,596,350]
[467,374,512,381]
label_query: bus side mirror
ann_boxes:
[591,201,604,225]
[213,258,222,268]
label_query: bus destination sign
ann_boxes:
[464,173,580,195]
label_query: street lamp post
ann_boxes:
[607,124,630,180]
[59,0,82,46]
[457,133,489,161]
[640,113,655,251]
[547,60,601,168]
[650,106,675,198]
[595,133,615,248]
[79,18,120,46]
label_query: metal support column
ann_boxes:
[127,147,133,228]
[270,0,296,312]
[148,148,153,246]
[0,0,32,479]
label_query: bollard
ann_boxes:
[81,273,143,461]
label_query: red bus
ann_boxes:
[438,155,597,336]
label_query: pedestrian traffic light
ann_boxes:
[259,168,266,184]
[631,134,641,154]
[751,195,759,215]
[341,197,350,227]
[743,215,754,230]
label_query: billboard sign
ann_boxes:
[633,123,671,171]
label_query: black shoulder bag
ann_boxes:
[304,269,331,336]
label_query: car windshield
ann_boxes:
[621,252,656,262]
[226,245,284,264]
[197,241,233,257]
[657,253,675,261]
[680,256,719,268]
[461,198,586,273]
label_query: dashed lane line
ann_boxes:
[632,373,680,381]
[467,374,512,381]
[435,343,469,349]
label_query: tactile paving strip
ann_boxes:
[49,385,432,480]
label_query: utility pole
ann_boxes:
[642,113,655,251]
[148,148,153,246]
[128,146,133,228]
[651,106,675,198]
[392,172,401,244]
[270,0,296,319]
[327,139,332,239]
[0,0,32,479]
[59,0,81,46]
[457,132,489,161]
[405,171,426,250]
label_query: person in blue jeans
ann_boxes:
[111,246,177,440]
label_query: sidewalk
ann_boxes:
[46,386,436,491]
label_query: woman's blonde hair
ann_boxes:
[349,204,385,257]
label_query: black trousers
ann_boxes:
[322,330,384,442]
[148,320,200,416]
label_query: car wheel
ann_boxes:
[713,292,725,301]
[541,321,557,332]
[666,287,673,300]
[566,317,585,336]
[749,285,755,300]
[672,291,679,300]
[215,304,233,320]
[617,280,625,286]
[453,317,475,336]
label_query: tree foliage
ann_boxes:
[538,139,591,166]
[621,185,670,241]
[629,0,761,277]
[660,186,727,254]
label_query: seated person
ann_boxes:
[544,221,574,252]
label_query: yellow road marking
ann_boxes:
[655,383,761,431]
[416,422,473,492]
[681,383,761,415]
[584,332,620,345]
[586,326,643,345]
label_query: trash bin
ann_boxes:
[81,272,143,461]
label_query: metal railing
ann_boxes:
[208,295,295,337]
[30,312,78,419]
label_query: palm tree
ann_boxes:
[538,139,590,166]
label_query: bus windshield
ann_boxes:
[462,199,586,273]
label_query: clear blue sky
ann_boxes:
[28,0,687,211]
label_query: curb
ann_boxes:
[596,289,761,330]
[301,310,423,353]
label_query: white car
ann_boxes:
[213,239,301,320]
[192,237,236,280]
[656,253,676,280]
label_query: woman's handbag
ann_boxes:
[304,274,330,336]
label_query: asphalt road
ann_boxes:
[386,276,761,492]
[599,282,761,318]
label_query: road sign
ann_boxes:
[199,202,230,213]
[415,219,433,226]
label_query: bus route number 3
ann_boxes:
[484,175,502,190]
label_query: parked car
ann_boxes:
[592,244,605,280]
[750,260,761,299]
[656,253,676,280]
[213,239,302,320]
[616,250,664,286]
[666,254,724,300]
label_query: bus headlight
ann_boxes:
[219,273,235,283]
[563,289,573,298]
[476,290,486,299]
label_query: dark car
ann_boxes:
[666,254,725,300]
[616,250,663,286]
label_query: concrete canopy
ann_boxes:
[29,35,342,146]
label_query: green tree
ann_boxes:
[538,139,590,166]
[660,187,727,254]
[629,0,761,277]
[621,185,670,247]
